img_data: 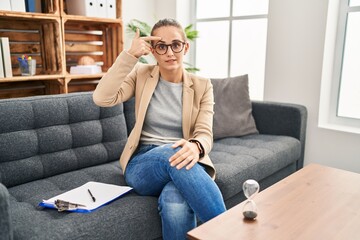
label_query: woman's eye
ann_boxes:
[157,44,167,50]
[172,42,181,49]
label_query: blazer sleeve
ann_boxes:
[93,51,139,107]
[190,79,214,157]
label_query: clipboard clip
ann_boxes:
[54,199,87,212]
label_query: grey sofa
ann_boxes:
[0,91,307,240]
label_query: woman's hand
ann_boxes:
[169,139,201,170]
[128,28,161,58]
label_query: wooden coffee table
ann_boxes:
[187,163,360,240]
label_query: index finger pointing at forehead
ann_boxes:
[141,36,162,42]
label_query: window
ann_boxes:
[337,1,360,119]
[194,0,269,100]
[319,0,360,133]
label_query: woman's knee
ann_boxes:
[158,182,193,217]
[155,144,181,157]
[148,144,181,166]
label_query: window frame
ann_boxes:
[319,0,360,134]
[191,0,268,100]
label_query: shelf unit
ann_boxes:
[0,0,123,99]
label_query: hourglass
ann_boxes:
[242,179,260,220]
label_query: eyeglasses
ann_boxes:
[153,41,186,55]
[54,199,86,212]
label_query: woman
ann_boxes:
[93,18,226,240]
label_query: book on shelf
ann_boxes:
[10,0,26,12]
[106,0,116,19]
[0,45,4,78]
[66,0,116,18]
[97,0,107,18]
[0,37,13,78]
[25,0,42,13]
[66,0,97,17]
[70,65,102,74]
[0,0,11,11]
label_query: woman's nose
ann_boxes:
[166,46,174,56]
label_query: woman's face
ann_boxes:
[151,26,189,72]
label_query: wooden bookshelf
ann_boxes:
[0,0,123,99]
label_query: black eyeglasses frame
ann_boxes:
[152,41,187,55]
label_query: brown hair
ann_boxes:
[151,18,186,41]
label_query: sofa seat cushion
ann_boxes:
[212,134,301,200]
[7,161,161,240]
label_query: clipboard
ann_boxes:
[39,181,132,213]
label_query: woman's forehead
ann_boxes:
[152,26,184,40]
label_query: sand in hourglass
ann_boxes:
[243,210,258,219]
[242,179,260,220]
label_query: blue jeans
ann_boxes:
[124,144,226,240]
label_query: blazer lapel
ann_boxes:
[182,70,194,139]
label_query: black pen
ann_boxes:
[87,189,96,202]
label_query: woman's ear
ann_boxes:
[184,42,190,55]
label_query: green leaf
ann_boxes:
[138,57,148,64]
[184,24,199,41]
[185,67,200,73]
[184,61,200,73]
[126,19,151,37]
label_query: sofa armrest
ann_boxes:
[0,183,12,240]
[251,101,308,169]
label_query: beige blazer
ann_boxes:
[93,51,216,178]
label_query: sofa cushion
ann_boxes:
[211,75,258,140]
[123,97,136,136]
[7,161,162,240]
[0,92,128,188]
[212,134,301,200]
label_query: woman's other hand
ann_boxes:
[128,28,161,58]
[169,139,200,170]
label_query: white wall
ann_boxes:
[265,0,360,173]
[154,0,176,20]
[122,0,156,50]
